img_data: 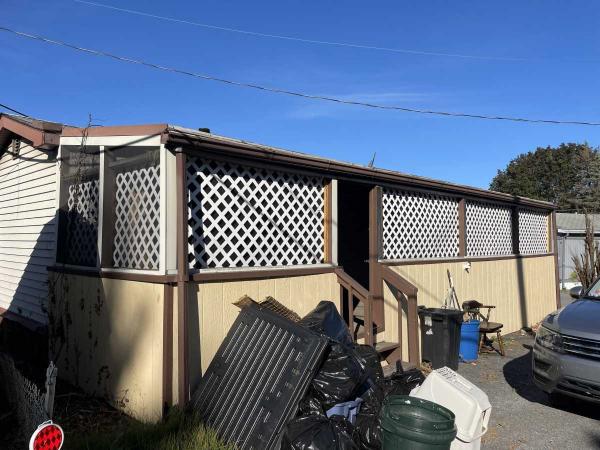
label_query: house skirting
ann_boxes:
[380,254,557,358]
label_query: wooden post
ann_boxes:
[511,206,520,255]
[407,291,420,365]
[324,179,333,264]
[175,150,189,406]
[458,198,466,257]
[368,186,383,344]
[101,147,117,268]
[551,211,561,309]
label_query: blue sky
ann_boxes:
[2,1,600,188]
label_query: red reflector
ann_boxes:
[29,422,64,450]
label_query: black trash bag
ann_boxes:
[311,343,367,410]
[353,345,383,384]
[352,383,385,450]
[297,389,326,417]
[299,301,354,348]
[281,415,358,450]
[353,412,382,450]
[382,368,425,396]
[357,383,384,415]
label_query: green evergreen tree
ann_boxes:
[490,143,600,212]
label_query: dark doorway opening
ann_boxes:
[337,180,371,290]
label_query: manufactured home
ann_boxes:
[0,113,559,421]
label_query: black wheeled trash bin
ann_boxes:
[418,307,463,370]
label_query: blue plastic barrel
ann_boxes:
[459,320,480,362]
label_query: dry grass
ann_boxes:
[64,409,234,450]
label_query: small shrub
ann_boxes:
[572,213,600,289]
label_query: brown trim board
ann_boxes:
[47,266,177,284]
[0,115,61,149]
[552,211,561,309]
[175,150,189,406]
[191,265,337,282]
[381,252,556,266]
[62,124,168,137]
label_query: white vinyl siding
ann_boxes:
[0,143,57,323]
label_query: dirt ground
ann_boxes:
[457,332,600,450]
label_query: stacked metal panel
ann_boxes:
[190,305,328,450]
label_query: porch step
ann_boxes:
[382,361,417,378]
[374,341,401,354]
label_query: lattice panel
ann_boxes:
[519,209,549,254]
[66,179,99,266]
[187,158,325,269]
[382,189,460,259]
[112,166,161,269]
[466,201,513,256]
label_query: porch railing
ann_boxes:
[334,264,420,366]
[379,263,420,365]
[334,268,371,343]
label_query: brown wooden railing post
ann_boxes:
[380,264,420,365]
[368,186,383,343]
[175,149,189,406]
[407,292,420,365]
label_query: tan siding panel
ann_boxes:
[50,275,165,422]
[382,256,557,357]
[193,272,338,374]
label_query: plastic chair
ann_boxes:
[462,300,505,356]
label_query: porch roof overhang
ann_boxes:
[0,114,62,150]
[163,125,556,210]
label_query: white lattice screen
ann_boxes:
[518,209,549,254]
[187,158,325,269]
[65,179,99,267]
[466,201,513,256]
[382,189,460,259]
[112,166,161,269]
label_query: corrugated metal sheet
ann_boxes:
[191,305,328,450]
[0,143,57,323]
[557,213,600,233]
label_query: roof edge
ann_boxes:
[62,123,168,137]
[165,126,556,210]
[0,114,62,149]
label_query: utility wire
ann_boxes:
[74,0,534,62]
[0,102,29,117]
[2,25,600,126]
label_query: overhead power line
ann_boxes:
[74,0,538,62]
[0,102,29,117]
[1,25,600,126]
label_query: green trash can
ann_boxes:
[380,395,457,450]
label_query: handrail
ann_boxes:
[334,268,369,300]
[380,264,418,296]
[378,263,420,365]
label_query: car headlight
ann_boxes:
[535,326,564,353]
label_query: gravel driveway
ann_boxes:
[457,333,600,450]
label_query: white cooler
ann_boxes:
[410,367,491,449]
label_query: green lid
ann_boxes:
[380,395,457,445]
